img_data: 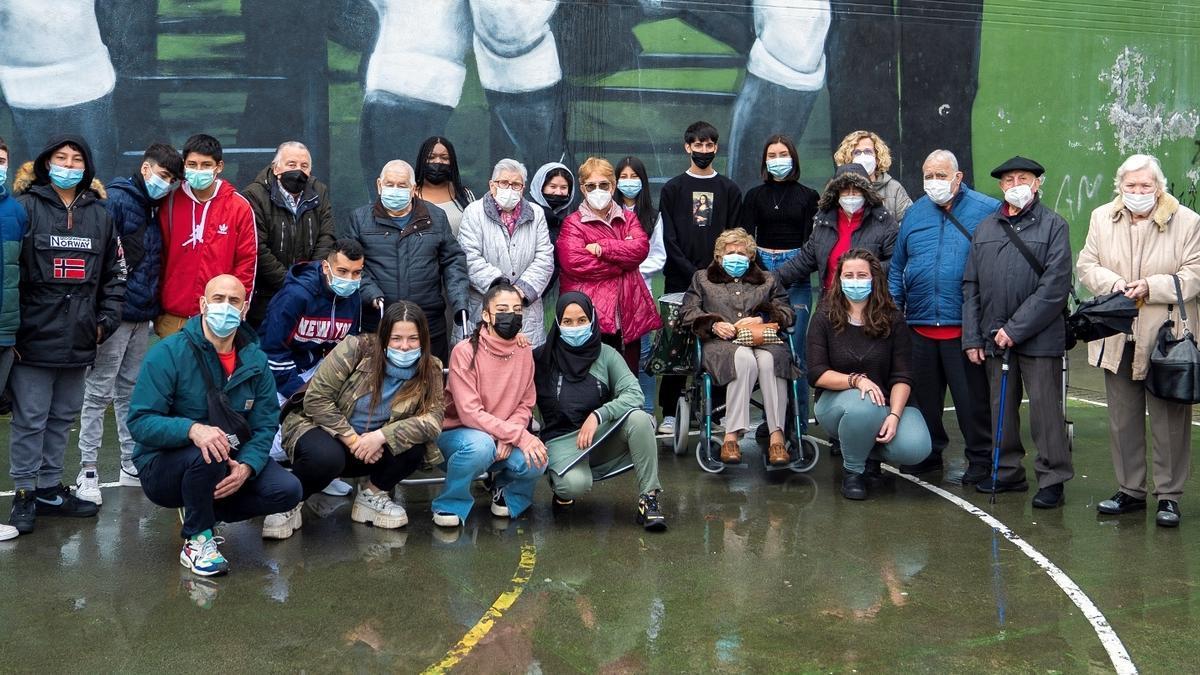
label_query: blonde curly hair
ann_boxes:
[713,227,757,261]
[833,130,893,175]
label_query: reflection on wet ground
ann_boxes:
[0,402,1197,672]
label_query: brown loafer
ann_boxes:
[768,442,790,465]
[720,440,742,464]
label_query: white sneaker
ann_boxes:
[657,416,676,435]
[118,462,141,487]
[262,502,303,539]
[351,489,408,529]
[432,511,461,528]
[322,478,353,496]
[0,523,18,541]
[75,468,102,505]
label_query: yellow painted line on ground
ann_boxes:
[422,543,538,675]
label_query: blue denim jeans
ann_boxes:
[758,248,813,428]
[637,333,656,415]
[433,427,546,522]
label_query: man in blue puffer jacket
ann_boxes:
[888,149,1000,483]
[75,143,183,502]
[0,137,28,401]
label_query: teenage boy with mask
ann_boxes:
[158,134,257,338]
[657,121,743,434]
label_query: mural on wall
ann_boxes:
[0,0,1196,243]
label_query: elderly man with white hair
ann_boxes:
[342,159,468,361]
[1077,154,1200,528]
[458,158,555,345]
[242,141,336,328]
[888,149,1000,483]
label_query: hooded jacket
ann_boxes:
[242,164,335,327]
[529,161,577,242]
[0,183,29,346]
[159,178,257,318]
[775,170,898,290]
[260,260,362,398]
[103,174,164,323]
[13,134,126,367]
[128,316,278,477]
[889,185,1001,326]
[872,172,913,221]
[341,198,468,331]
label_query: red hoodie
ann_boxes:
[159,179,257,317]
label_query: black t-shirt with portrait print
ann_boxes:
[659,171,743,293]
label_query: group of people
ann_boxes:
[0,119,1195,576]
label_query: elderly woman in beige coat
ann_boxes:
[1077,154,1200,528]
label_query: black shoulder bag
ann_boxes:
[187,342,253,451]
[1145,274,1200,404]
[943,210,974,241]
[998,221,1080,349]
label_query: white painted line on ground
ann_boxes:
[883,465,1137,674]
[0,481,121,498]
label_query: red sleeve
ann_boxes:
[595,214,650,270]
[233,195,258,303]
[556,216,619,282]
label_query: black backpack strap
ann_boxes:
[943,210,973,241]
[1172,274,1188,323]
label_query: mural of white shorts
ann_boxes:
[0,0,116,109]
[365,0,562,107]
[748,0,831,92]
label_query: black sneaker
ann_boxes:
[1097,491,1146,515]
[1156,500,1181,528]
[900,454,943,475]
[864,459,887,487]
[960,464,991,486]
[1032,483,1065,509]
[551,495,574,514]
[975,477,1029,494]
[9,489,36,534]
[841,472,867,500]
[637,493,667,531]
[34,484,99,518]
[490,486,510,518]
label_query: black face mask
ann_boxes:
[278,169,308,194]
[543,193,570,210]
[691,151,716,170]
[490,312,523,340]
[424,162,451,185]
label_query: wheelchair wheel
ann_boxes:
[789,436,820,473]
[673,396,691,456]
[696,435,725,474]
[1066,420,1074,453]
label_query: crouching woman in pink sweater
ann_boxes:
[432,282,549,526]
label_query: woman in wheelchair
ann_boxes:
[281,301,445,533]
[533,292,667,531]
[808,249,931,501]
[680,228,799,466]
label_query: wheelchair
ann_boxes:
[648,293,820,474]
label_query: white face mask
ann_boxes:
[855,154,877,176]
[839,195,866,214]
[923,179,954,205]
[494,187,521,210]
[585,189,612,211]
[1004,183,1034,210]
[1122,191,1157,216]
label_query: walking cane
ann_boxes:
[990,346,1011,506]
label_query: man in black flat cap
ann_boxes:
[962,155,1074,509]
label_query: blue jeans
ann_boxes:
[758,248,813,428]
[433,427,545,522]
[814,390,932,474]
[637,333,656,415]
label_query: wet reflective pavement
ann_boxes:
[1,393,1197,672]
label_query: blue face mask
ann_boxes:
[841,279,873,302]
[722,253,750,278]
[185,168,215,191]
[145,172,173,200]
[326,263,360,297]
[0,165,8,186]
[49,164,85,190]
[765,157,793,178]
[387,347,421,368]
[617,179,642,199]
[380,187,411,211]
[559,322,593,348]
[204,301,242,338]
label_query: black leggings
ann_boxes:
[290,428,424,498]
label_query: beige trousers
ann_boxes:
[724,346,788,435]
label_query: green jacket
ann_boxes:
[281,334,445,467]
[129,316,280,476]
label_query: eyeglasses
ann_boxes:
[851,149,876,157]
[493,179,524,190]
[582,182,612,192]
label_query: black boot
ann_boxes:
[9,489,36,534]
[485,84,569,170]
[11,93,118,182]
[841,472,867,501]
[359,91,453,189]
[727,74,820,187]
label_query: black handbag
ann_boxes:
[188,342,254,451]
[1145,275,1200,404]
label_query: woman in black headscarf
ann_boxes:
[534,292,667,531]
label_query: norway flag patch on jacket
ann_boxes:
[53,257,87,280]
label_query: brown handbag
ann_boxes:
[733,322,783,346]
